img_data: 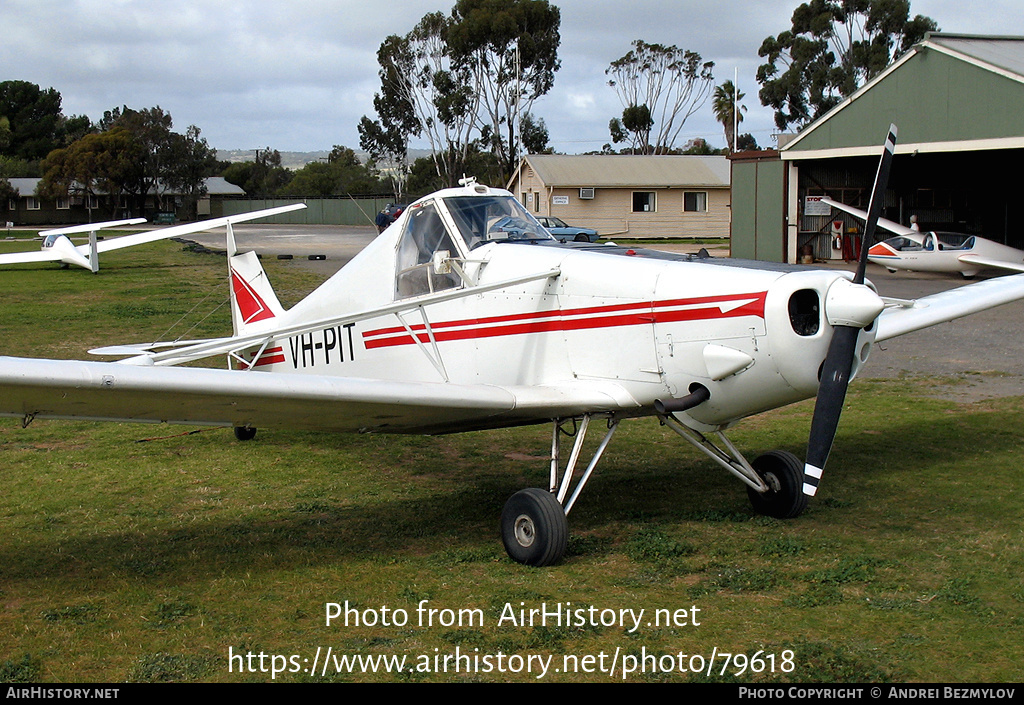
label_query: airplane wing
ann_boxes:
[876,272,1024,341]
[820,197,920,241]
[91,203,306,254]
[957,254,1024,274]
[38,218,147,237]
[0,356,633,435]
[0,249,72,265]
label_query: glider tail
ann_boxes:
[228,224,284,336]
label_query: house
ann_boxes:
[2,177,244,226]
[507,154,731,239]
[731,33,1024,263]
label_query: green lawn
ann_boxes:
[1,240,1021,682]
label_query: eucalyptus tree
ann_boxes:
[606,40,715,155]
[757,0,937,131]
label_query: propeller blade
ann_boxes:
[804,124,897,497]
[854,124,898,285]
[804,326,857,495]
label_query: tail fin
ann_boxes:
[229,243,285,336]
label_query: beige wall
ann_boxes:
[513,169,730,239]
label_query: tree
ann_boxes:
[757,0,938,131]
[446,0,561,176]
[104,106,177,210]
[520,113,551,154]
[162,125,218,219]
[222,148,291,196]
[361,1,561,188]
[368,12,479,187]
[0,81,65,162]
[279,146,387,197]
[39,127,143,219]
[606,40,714,154]
[712,80,746,152]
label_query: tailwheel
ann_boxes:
[233,425,257,441]
[501,488,568,567]
[747,450,807,519]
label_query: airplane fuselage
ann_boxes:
[234,186,876,434]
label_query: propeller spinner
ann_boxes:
[803,124,897,497]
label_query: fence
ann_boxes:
[212,196,397,227]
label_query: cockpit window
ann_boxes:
[884,236,922,252]
[43,234,59,248]
[443,195,553,250]
[395,201,462,298]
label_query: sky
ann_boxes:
[2,0,1021,157]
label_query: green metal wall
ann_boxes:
[212,197,395,226]
[731,157,786,262]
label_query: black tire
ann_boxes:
[747,450,808,519]
[233,425,257,441]
[573,233,589,242]
[500,488,568,566]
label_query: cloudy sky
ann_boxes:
[2,0,1020,156]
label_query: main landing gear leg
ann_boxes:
[500,414,619,566]
[657,414,807,519]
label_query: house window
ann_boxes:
[684,191,707,212]
[87,194,99,209]
[56,197,70,210]
[26,197,40,210]
[632,191,656,213]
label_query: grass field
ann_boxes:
[1,238,1022,683]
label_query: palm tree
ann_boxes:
[712,80,746,152]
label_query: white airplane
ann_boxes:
[821,196,1024,278]
[0,204,306,273]
[4,127,1024,566]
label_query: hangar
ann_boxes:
[730,33,1024,263]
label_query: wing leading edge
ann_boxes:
[0,356,635,435]
[876,272,1024,341]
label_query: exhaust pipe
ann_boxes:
[655,384,711,414]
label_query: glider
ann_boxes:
[822,196,1024,278]
[0,204,306,272]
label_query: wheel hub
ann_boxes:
[513,514,536,547]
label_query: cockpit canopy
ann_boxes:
[882,232,976,252]
[394,191,553,299]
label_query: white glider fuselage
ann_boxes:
[230,186,872,433]
[868,233,1024,277]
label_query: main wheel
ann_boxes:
[233,425,257,441]
[501,488,568,566]
[747,450,807,519]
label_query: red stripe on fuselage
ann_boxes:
[362,292,766,349]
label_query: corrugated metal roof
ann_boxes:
[929,34,1024,79]
[522,154,729,188]
[4,177,244,196]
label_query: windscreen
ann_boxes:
[444,195,553,250]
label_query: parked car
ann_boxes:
[536,216,599,243]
